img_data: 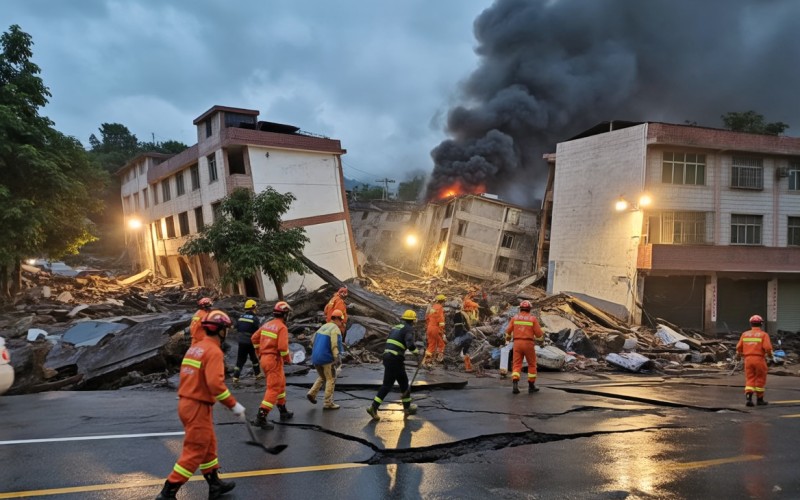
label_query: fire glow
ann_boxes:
[435,181,486,200]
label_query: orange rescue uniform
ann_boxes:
[736,326,773,398]
[167,336,237,484]
[252,318,291,414]
[425,302,446,357]
[505,312,545,383]
[324,294,348,323]
[190,308,210,345]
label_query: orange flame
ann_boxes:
[436,181,486,200]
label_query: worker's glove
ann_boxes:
[505,335,511,344]
[231,402,247,421]
[771,355,778,364]
[411,349,420,357]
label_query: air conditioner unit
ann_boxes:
[776,167,789,178]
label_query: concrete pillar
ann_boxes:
[705,273,717,334]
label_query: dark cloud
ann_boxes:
[426,0,800,206]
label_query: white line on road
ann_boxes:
[0,432,184,446]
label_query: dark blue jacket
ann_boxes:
[235,312,261,344]
[383,321,419,359]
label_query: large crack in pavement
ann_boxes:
[552,387,745,412]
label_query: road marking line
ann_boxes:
[771,400,800,404]
[0,432,185,446]
[0,463,369,498]
[664,454,763,471]
[779,414,800,418]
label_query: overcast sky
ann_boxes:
[2,0,488,186]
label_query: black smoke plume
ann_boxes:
[426,0,800,206]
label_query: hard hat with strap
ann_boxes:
[244,299,257,310]
[402,309,417,321]
[435,294,446,302]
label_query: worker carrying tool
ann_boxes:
[189,297,214,345]
[251,301,294,430]
[156,310,246,500]
[463,289,480,324]
[452,302,474,372]
[232,299,263,383]
[366,309,420,421]
[505,300,545,394]
[736,314,775,407]
[422,294,447,368]
[307,309,346,409]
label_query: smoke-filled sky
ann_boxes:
[3,1,800,207]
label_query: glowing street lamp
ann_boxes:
[615,194,652,212]
[127,217,143,230]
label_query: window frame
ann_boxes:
[661,151,706,186]
[730,214,763,245]
[178,212,190,237]
[788,161,800,191]
[207,154,218,183]
[194,207,205,231]
[175,172,185,196]
[161,179,171,202]
[731,157,764,190]
[142,188,149,209]
[450,244,463,262]
[495,256,510,273]
[788,216,800,246]
[501,232,515,249]
[190,164,200,191]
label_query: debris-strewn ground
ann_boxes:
[1,261,796,396]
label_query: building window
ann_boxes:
[386,212,404,222]
[154,221,163,240]
[178,212,190,237]
[457,221,467,237]
[501,232,515,249]
[123,196,131,215]
[161,179,171,202]
[662,152,706,185]
[152,184,159,205]
[731,214,762,245]
[143,188,149,208]
[789,162,800,191]
[451,244,463,262]
[360,211,369,220]
[508,258,524,276]
[133,193,139,211]
[439,228,448,242]
[194,207,205,231]
[175,172,185,196]
[445,203,454,218]
[495,256,510,273]
[505,209,520,225]
[363,229,371,237]
[190,163,200,190]
[208,154,218,183]
[789,217,800,246]
[228,149,246,175]
[165,216,176,238]
[731,157,763,190]
[211,202,222,221]
[656,211,708,245]
[205,120,212,138]
[381,230,396,240]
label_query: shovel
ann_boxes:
[242,418,288,455]
[402,356,424,399]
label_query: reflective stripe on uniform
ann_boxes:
[173,463,193,479]
[515,321,534,326]
[261,400,274,409]
[278,392,286,399]
[402,396,412,403]
[387,339,406,350]
[527,373,537,380]
[280,350,288,356]
[742,337,763,343]
[262,331,278,339]
[754,387,765,392]
[438,322,445,326]
[512,371,520,378]
[215,389,231,401]
[253,343,260,349]
[745,386,756,391]
[192,316,200,321]
[239,318,254,323]
[182,359,201,369]
[374,396,383,404]
[200,458,218,470]
[385,348,400,356]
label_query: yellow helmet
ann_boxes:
[401,310,417,321]
[244,299,257,310]
[435,294,446,302]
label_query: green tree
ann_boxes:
[179,187,309,300]
[721,111,789,136]
[352,183,385,201]
[397,175,425,201]
[0,24,106,296]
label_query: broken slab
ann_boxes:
[605,352,655,372]
[62,321,129,347]
[116,269,152,286]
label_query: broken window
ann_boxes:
[457,221,468,237]
[731,157,763,190]
[212,202,223,221]
[161,179,171,202]
[789,217,800,246]
[495,256,510,273]
[165,216,176,238]
[501,232,515,249]
[228,149,246,175]
[505,209,520,225]
[731,214,762,245]
[143,188,149,208]
[661,152,706,186]
[208,154,218,183]
[194,207,204,231]
[190,163,200,190]
[178,212,190,237]
[175,172,185,196]
[205,119,212,138]
[445,202,454,218]
[360,211,369,220]
[450,244,463,262]
[508,258,524,276]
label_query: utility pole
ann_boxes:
[376,178,396,200]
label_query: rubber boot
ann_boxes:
[757,397,768,406]
[278,404,294,421]
[232,367,240,384]
[204,469,235,500]
[463,355,473,373]
[403,403,418,417]
[528,382,539,393]
[252,408,274,430]
[155,480,181,499]
[367,401,380,421]
[512,380,520,394]
[746,393,754,407]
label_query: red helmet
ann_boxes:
[520,300,532,311]
[749,314,764,324]
[274,301,293,314]
[330,309,345,320]
[338,287,348,297]
[201,310,232,333]
[197,297,213,309]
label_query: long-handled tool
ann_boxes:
[728,358,741,376]
[242,418,288,455]
[402,355,424,399]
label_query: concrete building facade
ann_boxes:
[547,121,800,334]
[119,105,357,300]
[348,200,423,269]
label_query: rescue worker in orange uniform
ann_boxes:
[156,310,246,500]
[463,289,480,324]
[189,297,214,345]
[251,301,294,429]
[325,287,349,323]
[736,314,774,407]
[505,300,545,394]
[423,294,447,368]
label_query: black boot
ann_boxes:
[155,480,181,500]
[204,469,235,500]
[757,397,768,406]
[512,380,520,394]
[251,408,274,430]
[278,404,294,421]
[746,393,754,407]
[528,382,539,393]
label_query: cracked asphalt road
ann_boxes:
[1,364,799,499]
